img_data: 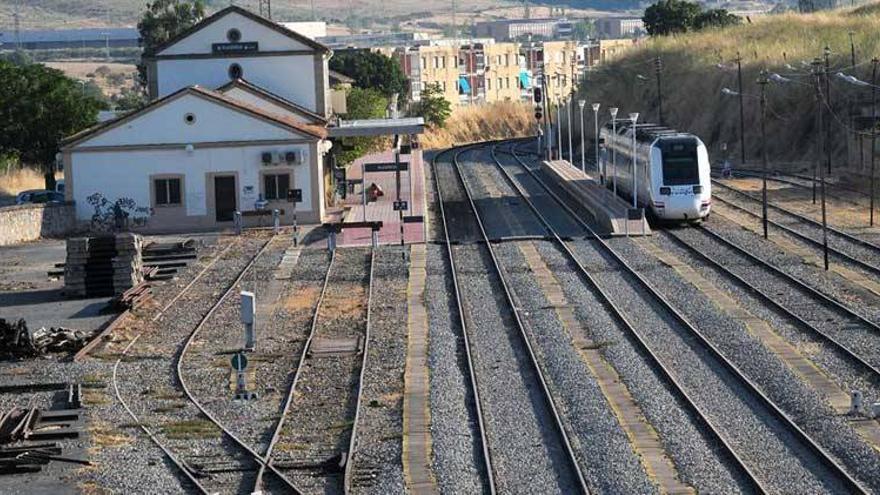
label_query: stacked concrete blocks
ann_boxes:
[64,233,144,298]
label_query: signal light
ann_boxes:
[533,87,543,103]
[535,111,543,120]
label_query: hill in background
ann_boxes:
[0,0,634,31]
[577,2,880,180]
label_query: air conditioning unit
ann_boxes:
[284,150,304,165]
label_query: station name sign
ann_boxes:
[212,42,259,54]
[364,162,409,173]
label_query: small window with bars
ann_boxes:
[154,177,182,206]
[263,173,290,201]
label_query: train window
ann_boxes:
[661,141,699,185]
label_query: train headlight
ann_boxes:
[693,185,703,194]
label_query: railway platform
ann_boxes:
[339,149,427,247]
[542,160,651,236]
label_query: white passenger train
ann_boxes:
[599,122,712,222]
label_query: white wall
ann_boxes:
[159,12,312,56]
[157,56,317,111]
[82,93,304,148]
[70,144,314,221]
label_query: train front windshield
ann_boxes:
[661,140,700,185]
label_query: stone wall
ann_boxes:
[0,203,76,246]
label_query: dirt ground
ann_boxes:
[44,62,137,97]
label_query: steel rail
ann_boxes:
[694,224,880,337]
[506,140,871,494]
[111,238,243,495]
[430,144,497,494]
[710,193,880,277]
[660,228,880,384]
[343,247,376,493]
[452,145,590,493]
[712,179,880,253]
[174,235,304,493]
[252,248,337,491]
[496,142,768,493]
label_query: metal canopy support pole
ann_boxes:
[362,162,367,222]
[567,97,573,164]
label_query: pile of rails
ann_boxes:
[64,234,144,298]
[0,385,88,475]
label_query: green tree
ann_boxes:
[137,0,206,90]
[113,87,149,112]
[0,61,105,189]
[643,0,702,36]
[411,83,451,128]
[573,19,596,41]
[330,50,408,101]
[693,9,742,30]
[333,87,389,165]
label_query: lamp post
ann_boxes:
[592,102,601,182]
[556,98,563,160]
[610,107,619,195]
[578,100,586,173]
[629,112,639,208]
[567,96,574,163]
[758,70,769,239]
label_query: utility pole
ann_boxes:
[815,56,830,270]
[824,46,832,175]
[758,70,769,239]
[655,56,664,125]
[872,57,877,226]
[736,52,746,166]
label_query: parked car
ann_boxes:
[15,189,65,205]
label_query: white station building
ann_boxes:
[63,6,341,231]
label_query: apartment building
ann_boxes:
[595,18,645,39]
[522,40,580,102]
[484,42,527,102]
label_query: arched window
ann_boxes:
[228,63,243,80]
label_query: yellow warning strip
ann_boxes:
[519,242,694,494]
[402,244,439,494]
[636,237,880,453]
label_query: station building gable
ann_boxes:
[145,6,331,117]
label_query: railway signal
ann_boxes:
[232,351,257,401]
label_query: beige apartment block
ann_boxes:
[415,45,462,103]
[541,40,580,102]
[484,42,524,103]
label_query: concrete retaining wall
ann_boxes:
[0,203,76,246]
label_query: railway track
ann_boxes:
[710,192,880,277]
[433,145,589,493]
[112,234,302,494]
[499,141,870,494]
[712,179,880,255]
[714,168,870,207]
[660,224,880,380]
[253,246,374,495]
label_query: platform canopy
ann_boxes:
[327,117,425,138]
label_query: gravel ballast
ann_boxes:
[425,243,485,494]
[350,246,409,494]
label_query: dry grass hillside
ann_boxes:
[421,101,536,149]
[575,3,880,175]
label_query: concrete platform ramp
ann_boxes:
[541,160,651,236]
